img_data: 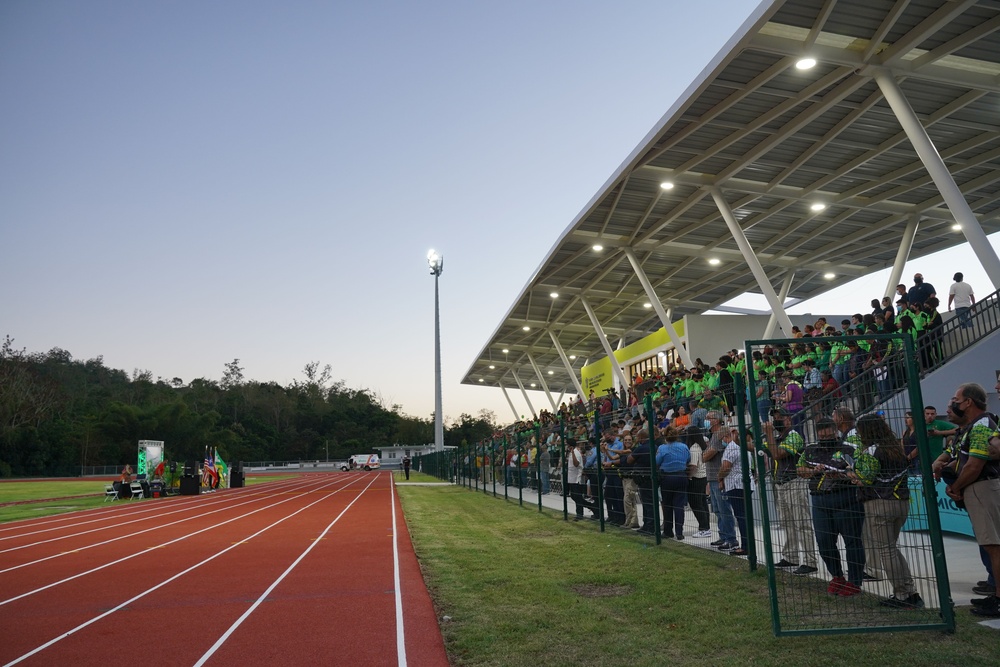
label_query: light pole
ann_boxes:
[428,250,444,451]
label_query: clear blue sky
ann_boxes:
[2,1,997,426]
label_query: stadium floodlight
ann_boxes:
[428,249,444,450]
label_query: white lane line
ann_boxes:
[0,477,338,575]
[392,474,407,667]
[2,478,368,667]
[0,476,323,551]
[0,478,309,542]
[192,474,380,667]
[0,476,356,605]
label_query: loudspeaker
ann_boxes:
[183,460,196,477]
[230,471,245,488]
[179,477,200,495]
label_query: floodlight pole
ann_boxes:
[429,251,445,452]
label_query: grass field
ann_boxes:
[0,474,298,523]
[393,470,447,483]
[397,484,999,667]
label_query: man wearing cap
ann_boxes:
[934,383,1000,617]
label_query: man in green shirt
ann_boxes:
[924,405,957,455]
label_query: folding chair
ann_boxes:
[129,481,145,500]
[104,484,119,502]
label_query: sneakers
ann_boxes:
[792,565,818,576]
[692,530,712,538]
[710,539,726,546]
[970,595,1000,617]
[880,593,924,609]
[774,559,799,568]
[716,542,737,551]
[972,583,995,596]
[838,581,862,597]
[827,577,847,595]
[971,594,996,608]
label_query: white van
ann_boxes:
[341,454,380,471]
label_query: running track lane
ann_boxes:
[1,472,448,667]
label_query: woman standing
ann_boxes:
[656,426,694,540]
[855,414,922,608]
[900,412,919,473]
[685,426,712,538]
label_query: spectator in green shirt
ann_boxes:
[924,405,957,455]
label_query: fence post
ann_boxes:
[645,394,661,545]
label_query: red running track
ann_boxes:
[0,472,448,667]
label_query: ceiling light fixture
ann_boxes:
[550,292,559,298]
[660,181,674,190]
[708,258,721,265]
[824,272,836,280]
[593,244,604,252]
[810,202,826,212]
[796,57,817,70]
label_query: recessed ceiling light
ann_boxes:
[810,202,826,212]
[478,378,484,382]
[952,223,962,231]
[569,355,577,360]
[824,272,836,280]
[643,302,652,308]
[488,365,495,369]
[660,181,674,190]
[502,348,509,354]
[550,292,559,298]
[593,244,604,252]
[547,370,554,375]
[708,258,721,265]
[522,326,531,331]
[796,58,817,70]
[530,383,537,388]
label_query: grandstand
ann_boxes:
[461,0,1000,417]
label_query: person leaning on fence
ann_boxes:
[703,411,738,549]
[854,414,923,609]
[764,412,818,575]
[627,428,657,535]
[718,427,755,556]
[565,438,596,521]
[601,433,626,525]
[933,383,1000,617]
[618,433,640,528]
[684,426,712,538]
[798,417,866,597]
[656,425,694,540]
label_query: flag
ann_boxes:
[214,448,229,489]
[203,447,217,488]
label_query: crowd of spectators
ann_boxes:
[458,271,1000,613]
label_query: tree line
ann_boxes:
[0,336,495,477]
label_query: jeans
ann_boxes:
[956,306,971,329]
[708,479,737,543]
[659,472,688,538]
[540,470,550,494]
[725,487,752,550]
[811,488,865,585]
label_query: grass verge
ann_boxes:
[397,485,999,667]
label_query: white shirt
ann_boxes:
[689,444,707,479]
[949,281,974,308]
[721,441,756,493]
[567,448,584,484]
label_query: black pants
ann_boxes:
[687,476,710,531]
[569,482,595,517]
[636,477,655,531]
[605,472,624,524]
[404,467,410,480]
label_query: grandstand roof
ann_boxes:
[462,0,1000,402]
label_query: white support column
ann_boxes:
[548,330,586,398]
[764,271,795,338]
[511,371,536,419]
[623,247,693,367]
[885,216,920,299]
[499,383,520,421]
[526,353,558,412]
[873,69,1000,290]
[556,391,565,409]
[580,297,631,390]
[710,187,796,335]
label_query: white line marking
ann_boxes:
[0,476,354,605]
[191,474,380,667]
[2,478,364,667]
[392,475,407,667]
